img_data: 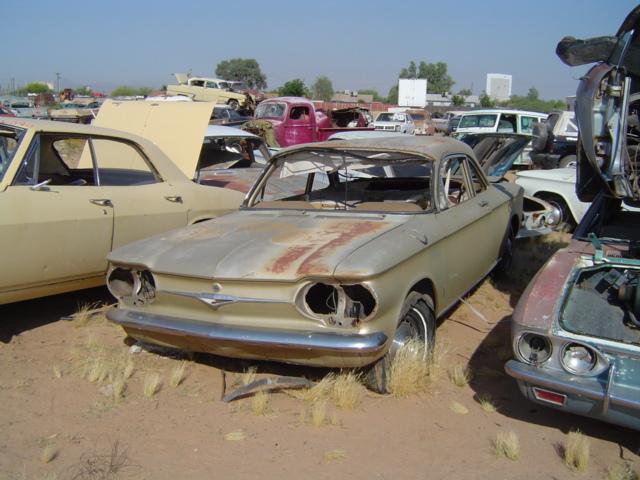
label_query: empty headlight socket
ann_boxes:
[299,282,377,327]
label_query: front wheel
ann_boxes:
[363,292,435,394]
[536,193,576,232]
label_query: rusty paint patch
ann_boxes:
[200,175,253,194]
[268,245,314,274]
[296,221,385,275]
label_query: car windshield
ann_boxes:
[410,113,425,121]
[246,148,433,213]
[459,114,498,128]
[376,113,394,122]
[0,125,25,183]
[255,102,286,119]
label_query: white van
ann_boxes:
[454,109,547,165]
[454,109,547,135]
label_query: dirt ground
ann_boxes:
[1,235,638,480]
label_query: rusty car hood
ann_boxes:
[108,210,406,281]
[94,99,214,179]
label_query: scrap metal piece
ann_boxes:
[222,376,315,402]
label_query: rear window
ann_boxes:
[459,114,497,128]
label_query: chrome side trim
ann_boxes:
[602,362,616,415]
[107,307,388,354]
[161,289,288,310]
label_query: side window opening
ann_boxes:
[289,106,310,121]
[91,138,160,186]
[438,156,468,209]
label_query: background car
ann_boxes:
[530,110,578,169]
[506,6,640,430]
[373,111,415,134]
[0,109,244,305]
[210,105,252,127]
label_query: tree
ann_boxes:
[278,79,308,97]
[75,86,93,96]
[400,61,417,79]
[419,61,455,94]
[387,85,399,104]
[17,82,50,94]
[451,95,465,106]
[526,87,539,100]
[215,58,267,90]
[110,86,152,97]
[311,76,334,101]
[458,88,472,96]
[479,92,495,108]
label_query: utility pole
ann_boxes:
[55,72,61,93]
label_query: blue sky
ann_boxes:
[3,0,637,99]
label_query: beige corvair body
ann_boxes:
[0,110,244,304]
[106,136,523,368]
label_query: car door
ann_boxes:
[431,155,508,303]
[284,105,315,145]
[87,137,188,249]
[0,134,113,294]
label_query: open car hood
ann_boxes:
[456,133,530,179]
[557,5,640,202]
[94,99,214,179]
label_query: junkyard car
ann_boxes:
[48,98,101,124]
[530,110,579,169]
[210,105,252,127]
[373,112,415,134]
[106,136,523,393]
[0,113,244,305]
[166,74,253,112]
[505,6,640,430]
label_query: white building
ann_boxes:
[486,74,512,102]
[398,79,427,107]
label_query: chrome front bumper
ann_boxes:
[107,307,388,360]
[505,360,640,421]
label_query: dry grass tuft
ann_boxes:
[52,364,63,379]
[123,357,135,380]
[478,394,497,413]
[605,462,639,480]
[73,302,102,326]
[387,338,431,397]
[224,430,246,441]
[311,400,327,427]
[251,390,270,416]
[242,366,258,386]
[169,361,188,388]
[86,358,110,383]
[40,444,57,464]
[143,373,161,398]
[450,401,469,415]
[112,375,127,402]
[493,430,520,460]
[563,430,590,472]
[448,363,471,388]
[323,449,347,462]
[329,372,364,409]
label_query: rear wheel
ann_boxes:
[363,292,435,394]
[493,223,515,278]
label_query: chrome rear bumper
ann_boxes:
[107,307,388,356]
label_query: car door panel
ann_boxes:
[0,185,113,293]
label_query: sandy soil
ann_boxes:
[1,236,638,480]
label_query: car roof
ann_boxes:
[460,109,547,116]
[204,124,258,138]
[272,135,475,162]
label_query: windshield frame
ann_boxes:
[0,124,27,184]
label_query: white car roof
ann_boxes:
[460,109,547,117]
[204,124,258,138]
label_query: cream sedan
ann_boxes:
[0,117,244,304]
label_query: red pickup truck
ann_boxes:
[252,97,372,147]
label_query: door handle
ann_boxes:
[165,195,183,203]
[90,199,112,207]
[478,200,489,207]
